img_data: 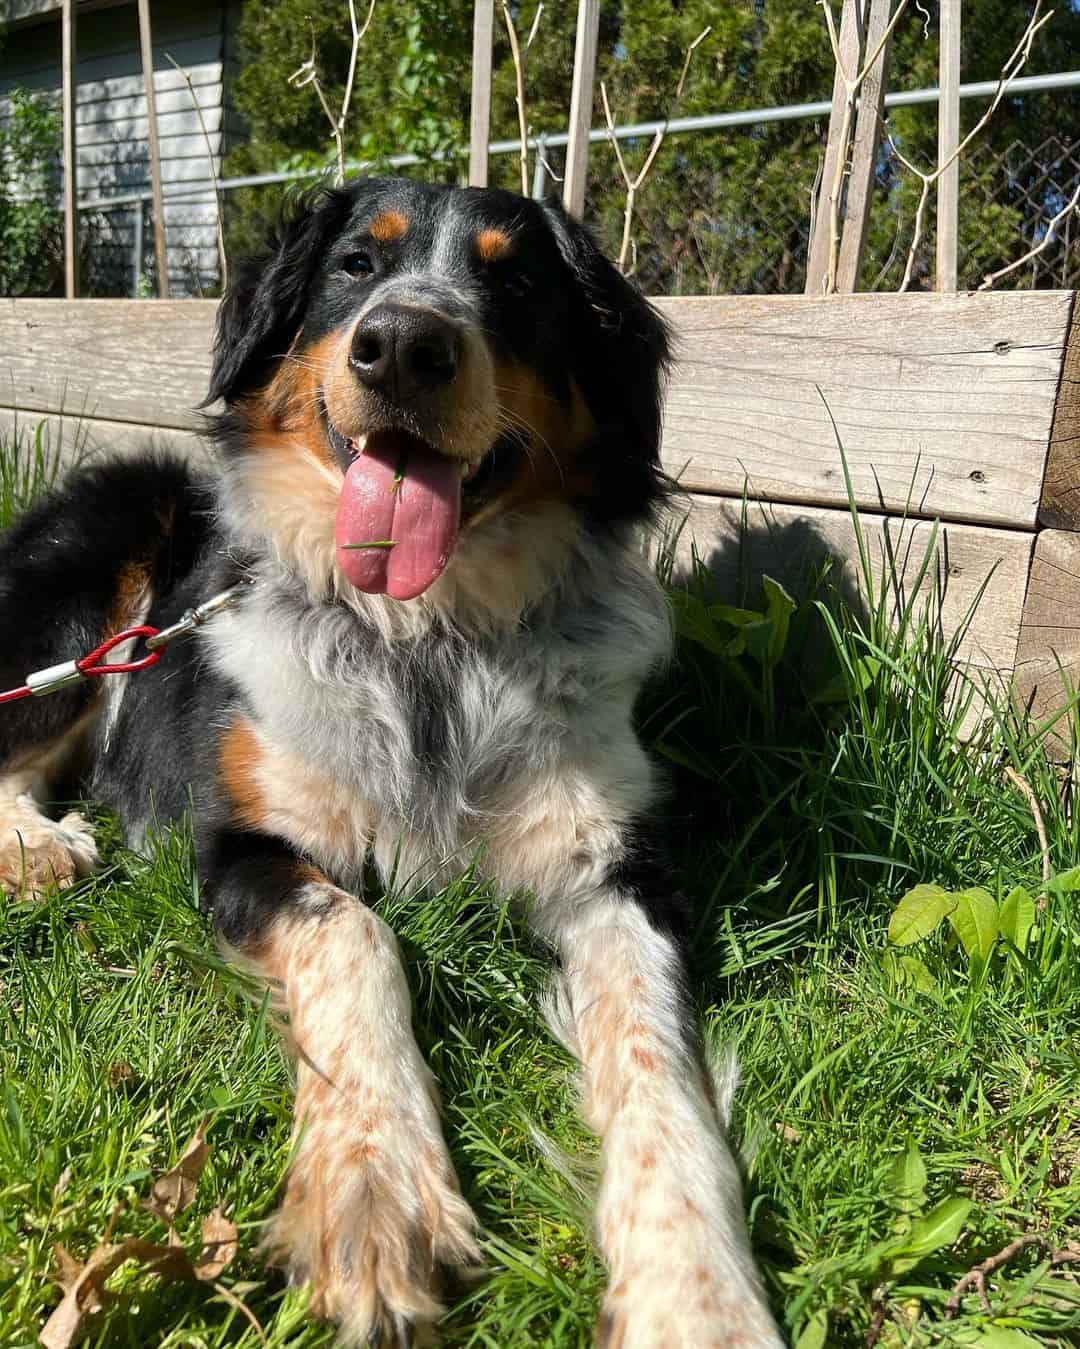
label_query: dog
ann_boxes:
[0,178,784,1348]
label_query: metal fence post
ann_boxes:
[132,199,144,298]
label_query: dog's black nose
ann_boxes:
[350,304,460,401]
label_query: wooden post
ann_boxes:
[805,0,865,294]
[936,0,961,291]
[563,0,599,219]
[468,0,494,187]
[61,0,77,298]
[137,0,169,299]
[835,0,893,292]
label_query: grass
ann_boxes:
[1,425,1078,1348]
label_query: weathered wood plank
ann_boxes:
[680,494,1034,675]
[468,0,494,188]
[62,0,77,298]
[0,299,218,428]
[836,0,892,293]
[1013,528,1080,743]
[0,407,210,463]
[805,0,863,295]
[1037,294,1080,529]
[656,290,1073,530]
[136,0,168,299]
[563,0,600,219]
[0,292,1070,535]
[936,0,961,292]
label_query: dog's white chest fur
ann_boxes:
[205,556,671,891]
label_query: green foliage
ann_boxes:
[223,0,1080,290]
[0,89,62,297]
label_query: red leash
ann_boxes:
[0,580,252,706]
[0,625,162,704]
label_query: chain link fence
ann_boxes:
[551,125,1080,297]
[72,109,1080,300]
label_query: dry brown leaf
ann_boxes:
[144,1115,211,1224]
[193,1208,238,1282]
[40,1236,196,1349]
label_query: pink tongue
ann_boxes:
[335,435,462,600]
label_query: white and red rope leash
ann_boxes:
[0,581,250,706]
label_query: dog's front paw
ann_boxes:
[596,1266,785,1349]
[267,1095,481,1346]
[0,798,98,898]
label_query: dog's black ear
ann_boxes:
[540,198,673,524]
[205,186,351,407]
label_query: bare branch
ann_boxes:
[289,0,376,187]
[600,27,710,275]
[166,53,226,290]
[501,2,543,196]
[880,1,1053,290]
[979,178,1080,290]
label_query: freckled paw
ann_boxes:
[266,1129,481,1347]
[595,1278,785,1349]
[0,806,99,898]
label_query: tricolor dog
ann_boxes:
[0,179,783,1348]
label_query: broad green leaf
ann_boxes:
[892,1196,971,1258]
[947,887,998,963]
[899,955,941,998]
[888,884,954,946]
[998,885,1036,952]
[888,1140,927,1212]
[762,575,796,667]
[710,603,765,628]
[794,1309,828,1349]
[960,1330,1045,1348]
[1052,865,1080,893]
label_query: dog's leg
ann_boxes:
[206,833,480,1346]
[547,898,783,1349]
[489,763,784,1349]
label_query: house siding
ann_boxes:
[0,0,237,296]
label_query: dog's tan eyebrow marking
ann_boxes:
[475,227,513,262]
[368,209,410,242]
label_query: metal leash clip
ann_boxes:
[144,580,253,652]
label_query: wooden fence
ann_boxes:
[2,289,1077,727]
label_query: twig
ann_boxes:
[501,3,543,196]
[944,1234,1080,1318]
[882,1,1052,290]
[862,1286,890,1348]
[165,54,226,290]
[1002,765,1051,907]
[600,26,710,276]
[289,0,377,187]
[979,178,1080,290]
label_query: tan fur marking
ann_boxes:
[629,1044,661,1074]
[108,559,153,635]
[475,226,512,262]
[219,718,270,832]
[369,209,409,242]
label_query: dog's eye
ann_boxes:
[342,251,375,279]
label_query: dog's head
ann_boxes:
[209,178,670,608]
